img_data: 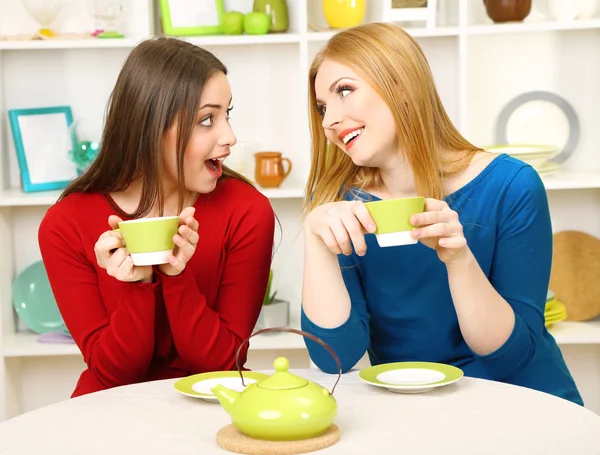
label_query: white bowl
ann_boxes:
[486,144,559,169]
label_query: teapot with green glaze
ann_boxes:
[211,328,342,441]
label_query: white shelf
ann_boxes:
[249,331,306,351]
[3,326,307,358]
[3,170,599,207]
[541,170,600,190]
[185,34,301,46]
[0,189,61,207]
[0,37,141,50]
[0,33,302,51]
[260,187,304,199]
[549,319,600,345]
[306,26,459,42]
[1,20,599,51]
[467,19,600,35]
[5,317,600,358]
[3,333,80,357]
[0,187,304,207]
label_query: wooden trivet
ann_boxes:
[216,424,340,455]
[550,230,600,321]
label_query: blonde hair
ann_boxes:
[303,22,482,214]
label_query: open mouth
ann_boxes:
[342,127,364,148]
[205,157,225,175]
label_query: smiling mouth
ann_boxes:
[342,128,364,146]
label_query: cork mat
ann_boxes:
[216,424,340,455]
[550,230,600,321]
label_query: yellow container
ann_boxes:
[323,0,366,29]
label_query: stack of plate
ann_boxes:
[493,90,580,175]
[486,144,560,176]
[545,290,567,328]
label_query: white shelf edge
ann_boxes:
[0,33,302,51]
[0,37,141,50]
[548,319,600,345]
[467,19,600,35]
[0,187,304,207]
[2,333,81,357]
[1,20,599,51]
[260,187,304,199]
[185,33,301,46]
[4,318,599,358]
[306,26,459,42]
[4,168,600,207]
[541,170,600,190]
[3,326,306,358]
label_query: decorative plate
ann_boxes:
[495,91,579,164]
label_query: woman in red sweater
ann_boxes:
[38,37,275,397]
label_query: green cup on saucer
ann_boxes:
[114,216,179,266]
[365,196,425,247]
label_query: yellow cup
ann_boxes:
[323,0,366,29]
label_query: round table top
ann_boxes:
[1,369,599,454]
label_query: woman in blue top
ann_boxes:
[300,22,582,406]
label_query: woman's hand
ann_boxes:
[410,198,468,264]
[305,201,376,256]
[158,207,199,276]
[94,215,153,282]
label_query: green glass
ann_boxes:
[253,0,289,33]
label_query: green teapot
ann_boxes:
[211,328,342,441]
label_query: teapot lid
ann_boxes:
[257,357,308,390]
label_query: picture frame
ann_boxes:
[383,0,438,28]
[8,106,78,193]
[158,0,225,36]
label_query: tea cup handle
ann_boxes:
[281,158,292,178]
[234,327,342,395]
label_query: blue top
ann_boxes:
[302,154,583,406]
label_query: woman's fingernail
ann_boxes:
[411,216,419,225]
[412,229,421,238]
[368,223,376,232]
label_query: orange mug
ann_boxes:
[254,151,292,188]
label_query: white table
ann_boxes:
[1,369,599,454]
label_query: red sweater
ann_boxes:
[38,178,275,397]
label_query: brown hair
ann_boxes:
[60,37,252,218]
[303,22,482,214]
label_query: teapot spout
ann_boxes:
[211,384,240,414]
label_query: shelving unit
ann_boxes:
[0,0,599,420]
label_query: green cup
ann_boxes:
[364,197,425,247]
[115,216,179,266]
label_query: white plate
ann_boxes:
[174,371,268,402]
[495,91,579,165]
[359,362,464,394]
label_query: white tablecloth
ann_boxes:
[1,369,599,454]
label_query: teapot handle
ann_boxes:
[234,327,343,395]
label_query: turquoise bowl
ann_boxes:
[12,261,66,334]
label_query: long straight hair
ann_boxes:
[303,22,482,214]
[60,37,252,218]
